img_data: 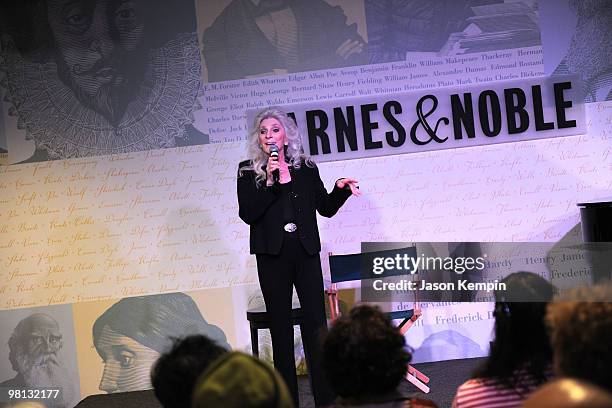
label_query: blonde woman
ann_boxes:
[238,107,359,406]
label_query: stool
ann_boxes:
[246,306,304,357]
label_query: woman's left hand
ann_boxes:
[336,178,361,196]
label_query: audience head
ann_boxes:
[191,351,294,408]
[151,335,228,408]
[546,284,612,391]
[474,271,555,390]
[10,402,48,408]
[522,379,612,408]
[322,304,412,401]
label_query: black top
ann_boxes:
[237,160,352,255]
[279,181,296,224]
[577,200,612,208]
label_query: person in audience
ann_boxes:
[545,283,612,392]
[191,351,294,408]
[92,292,229,393]
[10,402,48,408]
[150,335,227,408]
[322,304,437,408]
[522,379,612,408]
[452,272,555,408]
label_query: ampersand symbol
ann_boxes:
[410,95,450,145]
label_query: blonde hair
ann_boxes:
[546,284,612,390]
[240,107,313,185]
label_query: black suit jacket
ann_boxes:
[237,160,351,255]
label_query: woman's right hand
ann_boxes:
[266,155,280,185]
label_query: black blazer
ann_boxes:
[237,160,352,255]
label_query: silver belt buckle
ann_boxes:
[283,222,297,233]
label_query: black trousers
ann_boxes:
[256,232,335,407]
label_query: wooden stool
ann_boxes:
[246,306,304,357]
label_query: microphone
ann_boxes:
[269,144,280,183]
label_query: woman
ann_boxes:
[452,272,555,408]
[92,292,229,393]
[237,107,360,406]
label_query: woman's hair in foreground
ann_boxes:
[322,304,412,399]
[240,106,313,185]
[473,271,555,393]
[546,284,612,391]
[151,335,228,408]
[92,292,228,356]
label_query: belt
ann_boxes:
[283,222,297,233]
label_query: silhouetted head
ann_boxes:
[323,305,412,400]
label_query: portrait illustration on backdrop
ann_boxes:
[0,0,208,164]
[92,292,229,394]
[201,0,368,82]
[551,0,612,102]
[0,313,79,408]
[0,97,7,154]
[364,0,541,63]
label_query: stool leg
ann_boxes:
[299,323,309,362]
[250,325,259,357]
